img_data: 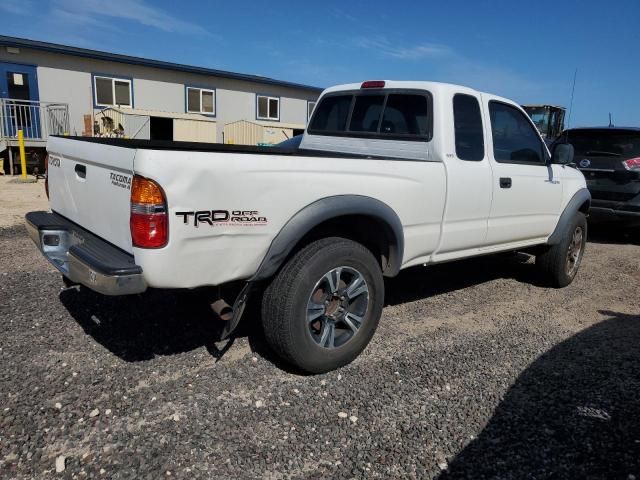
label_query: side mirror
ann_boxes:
[552,143,575,165]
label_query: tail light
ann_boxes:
[361,80,385,89]
[622,157,640,171]
[130,175,168,248]
[44,155,49,199]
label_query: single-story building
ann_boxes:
[0,35,322,172]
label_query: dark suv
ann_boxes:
[553,127,640,224]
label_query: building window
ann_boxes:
[94,75,132,108]
[307,101,316,122]
[257,95,279,121]
[186,87,215,115]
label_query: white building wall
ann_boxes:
[36,66,92,135]
[133,79,184,113]
[280,97,308,125]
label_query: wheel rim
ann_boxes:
[566,225,584,277]
[306,266,369,349]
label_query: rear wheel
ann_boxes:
[537,213,587,287]
[261,237,384,373]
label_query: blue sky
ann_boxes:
[1,0,638,127]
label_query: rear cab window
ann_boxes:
[308,90,432,140]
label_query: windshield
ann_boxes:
[559,130,640,158]
[524,107,550,135]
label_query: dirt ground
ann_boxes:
[1,185,640,478]
[0,176,48,228]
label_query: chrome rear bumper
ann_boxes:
[25,211,147,296]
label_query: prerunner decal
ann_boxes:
[175,210,268,227]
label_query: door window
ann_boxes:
[489,101,544,164]
[7,72,31,100]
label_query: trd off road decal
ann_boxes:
[110,172,132,190]
[176,210,268,227]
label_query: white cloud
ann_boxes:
[50,0,209,35]
[354,37,453,60]
[353,36,545,100]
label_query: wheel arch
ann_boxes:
[251,195,404,281]
[547,188,591,245]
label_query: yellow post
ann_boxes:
[18,130,27,180]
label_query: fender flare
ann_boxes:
[547,188,591,245]
[251,195,404,281]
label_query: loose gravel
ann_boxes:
[1,223,639,479]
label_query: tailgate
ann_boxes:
[46,136,136,253]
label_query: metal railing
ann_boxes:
[0,98,70,142]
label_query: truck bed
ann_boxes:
[52,136,407,161]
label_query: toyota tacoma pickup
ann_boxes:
[26,80,590,373]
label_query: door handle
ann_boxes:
[74,164,86,179]
[499,177,512,188]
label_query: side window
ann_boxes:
[308,95,352,133]
[186,87,215,114]
[381,94,429,135]
[94,75,132,108]
[453,94,484,161]
[489,102,544,164]
[257,95,279,121]
[349,95,384,132]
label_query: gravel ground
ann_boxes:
[0,177,47,228]
[1,219,640,479]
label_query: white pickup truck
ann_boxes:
[26,80,589,373]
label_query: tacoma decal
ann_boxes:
[110,172,132,190]
[175,210,268,227]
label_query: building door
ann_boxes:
[0,62,40,138]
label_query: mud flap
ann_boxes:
[219,282,252,340]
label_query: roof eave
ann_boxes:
[0,35,323,94]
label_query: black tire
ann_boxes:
[537,212,587,287]
[261,237,384,373]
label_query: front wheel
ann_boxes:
[537,212,587,287]
[261,237,384,373]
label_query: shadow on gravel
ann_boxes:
[384,252,544,306]
[587,221,640,246]
[59,287,232,362]
[58,284,296,370]
[58,251,545,368]
[439,310,640,479]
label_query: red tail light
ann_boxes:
[361,80,385,89]
[130,175,168,248]
[44,155,49,199]
[622,157,640,171]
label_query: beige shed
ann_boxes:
[223,120,305,146]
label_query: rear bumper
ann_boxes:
[589,196,640,223]
[25,211,147,296]
[590,207,640,223]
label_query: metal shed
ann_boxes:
[223,120,305,146]
[94,107,217,143]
